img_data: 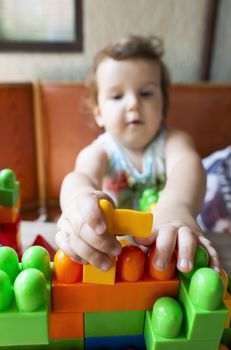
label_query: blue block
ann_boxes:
[85,334,146,350]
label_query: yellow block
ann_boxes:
[99,199,152,238]
[224,292,231,328]
[83,257,116,285]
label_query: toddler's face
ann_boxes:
[94,57,163,151]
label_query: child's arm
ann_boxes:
[55,143,121,271]
[136,128,220,273]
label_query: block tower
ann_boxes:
[0,169,21,257]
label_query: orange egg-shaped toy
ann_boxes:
[148,244,176,280]
[117,245,146,282]
[54,249,82,283]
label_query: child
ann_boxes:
[55,35,220,274]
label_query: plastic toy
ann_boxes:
[0,198,230,349]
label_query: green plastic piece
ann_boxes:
[188,267,224,310]
[0,338,84,349]
[151,297,183,338]
[14,268,48,312]
[0,270,13,310]
[144,310,221,350]
[22,246,51,280]
[181,245,209,279]
[139,188,158,211]
[0,246,20,282]
[178,274,228,340]
[85,310,145,337]
[0,169,19,207]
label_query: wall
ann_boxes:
[0,0,230,83]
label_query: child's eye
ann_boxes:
[140,91,154,98]
[111,94,123,100]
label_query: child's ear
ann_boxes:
[93,106,104,128]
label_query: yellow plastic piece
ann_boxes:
[83,257,116,285]
[99,199,152,238]
[224,292,231,328]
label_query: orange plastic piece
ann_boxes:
[224,292,231,328]
[54,249,82,284]
[99,199,152,238]
[0,200,20,223]
[219,344,229,350]
[49,312,84,339]
[148,244,177,281]
[52,274,180,313]
[83,257,116,285]
[117,246,146,282]
[221,268,228,298]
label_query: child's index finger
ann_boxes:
[99,199,153,238]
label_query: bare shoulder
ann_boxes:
[75,141,109,173]
[165,127,197,154]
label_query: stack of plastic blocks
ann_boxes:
[0,245,52,347]
[0,169,22,257]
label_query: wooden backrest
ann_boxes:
[168,84,231,157]
[37,82,231,214]
[0,83,39,215]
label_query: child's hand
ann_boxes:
[55,190,122,271]
[135,204,220,273]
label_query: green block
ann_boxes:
[0,169,19,207]
[222,328,231,349]
[144,310,220,350]
[178,275,228,340]
[0,302,49,346]
[85,310,145,337]
[0,338,84,350]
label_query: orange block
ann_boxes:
[52,274,180,313]
[0,200,20,223]
[99,199,153,238]
[49,312,84,339]
[224,292,231,328]
[83,257,116,285]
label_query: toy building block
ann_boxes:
[52,274,179,313]
[85,334,145,350]
[32,235,56,261]
[0,169,19,207]
[0,246,52,346]
[83,257,116,285]
[224,292,231,328]
[222,327,231,349]
[139,188,159,212]
[84,309,145,337]
[99,199,152,238]
[117,245,146,282]
[148,244,177,281]
[54,249,82,284]
[0,200,20,223]
[0,214,20,233]
[178,269,228,340]
[49,312,84,339]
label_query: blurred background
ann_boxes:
[0,0,230,83]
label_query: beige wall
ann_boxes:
[0,0,229,83]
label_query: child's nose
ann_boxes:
[126,93,139,111]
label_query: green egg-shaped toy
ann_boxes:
[189,267,224,310]
[0,169,15,189]
[14,268,48,312]
[22,246,51,279]
[151,297,183,338]
[181,245,209,279]
[0,246,20,282]
[0,270,13,311]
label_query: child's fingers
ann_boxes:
[69,233,112,271]
[55,230,87,264]
[77,192,111,235]
[198,235,221,272]
[177,226,197,272]
[153,225,177,271]
[78,222,121,257]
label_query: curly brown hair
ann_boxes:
[85,35,170,117]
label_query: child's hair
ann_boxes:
[85,35,170,117]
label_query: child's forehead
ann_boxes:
[96,57,160,85]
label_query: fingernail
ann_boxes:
[179,258,189,270]
[154,259,166,270]
[112,244,121,256]
[100,260,112,271]
[95,222,106,234]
